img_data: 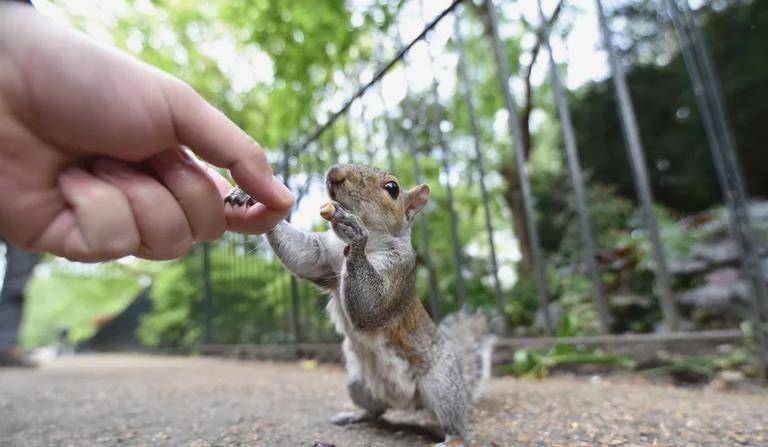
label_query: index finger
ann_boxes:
[161,78,294,211]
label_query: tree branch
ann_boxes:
[521,0,564,158]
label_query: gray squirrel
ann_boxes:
[226,164,494,447]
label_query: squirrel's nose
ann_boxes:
[327,165,347,184]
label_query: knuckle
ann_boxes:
[141,227,192,260]
[173,79,198,102]
[99,233,140,259]
[80,184,118,205]
[237,140,274,177]
[195,218,225,242]
[173,173,219,209]
[63,252,101,263]
[243,135,264,154]
[141,228,193,260]
[167,235,194,259]
[131,182,163,206]
[164,219,195,255]
[244,142,269,167]
[184,178,215,201]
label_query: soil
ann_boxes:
[1,354,766,446]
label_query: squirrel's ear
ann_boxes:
[405,184,430,221]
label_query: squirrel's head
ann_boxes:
[325,164,430,236]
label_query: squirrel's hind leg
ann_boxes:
[330,379,387,426]
[329,410,381,426]
[433,436,467,447]
[418,350,469,446]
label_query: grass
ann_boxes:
[639,350,753,382]
[498,344,637,378]
[20,263,142,348]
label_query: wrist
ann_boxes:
[347,239,367,258]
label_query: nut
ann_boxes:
[320,202,336,221]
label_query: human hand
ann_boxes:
[0,3,294,262]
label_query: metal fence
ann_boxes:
[192,0,767,377]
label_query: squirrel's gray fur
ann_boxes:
[226,164,495,446]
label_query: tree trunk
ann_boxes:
[0,242,40,349]
[500,163,533,272]
[475,0,565,273]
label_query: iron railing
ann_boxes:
[193,0,767,378]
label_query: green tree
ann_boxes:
[571,0,768,212]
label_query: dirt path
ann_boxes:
[1,354,766,446]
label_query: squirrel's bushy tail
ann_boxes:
[439,310,496,400]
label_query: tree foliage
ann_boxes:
[20,0,766,347]
[22,261,142,347]
[571,0,768,212]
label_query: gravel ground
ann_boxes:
[1,354,767,446]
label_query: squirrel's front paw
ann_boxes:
[224,187,255,207]
[331,206,368,247]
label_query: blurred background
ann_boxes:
[5,0,768,382]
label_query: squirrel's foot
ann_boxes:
[329,410,379,426]
[224,186,255,207]
[433,437,466,447]
[330,206,368,247]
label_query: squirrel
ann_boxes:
[225,164,494,447]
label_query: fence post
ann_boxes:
[392,22,442,320]
[594,0,679,332]
[418,0,468,309]
[666,0,766,378]
[373,41,397,173]
[412,153,441,320]
[361,106,376,166]
[281,145,303,343]
[537,0,611,334]
[202,242,213,343]
[485,0,553,335]
[377,83,398,173]
[454,8,507,330]
[682,0,768,319]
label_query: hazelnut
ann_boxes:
[320,202,336,221]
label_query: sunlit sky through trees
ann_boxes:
[2,0,706,285]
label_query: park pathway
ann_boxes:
[1,354,766,446]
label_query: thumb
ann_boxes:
[160,79,294,211]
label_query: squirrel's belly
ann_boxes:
[344,334,420,410]
[328,295,420,410]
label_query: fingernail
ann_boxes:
[272,177,294,208]
[177,148,197,166]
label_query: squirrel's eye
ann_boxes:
[383,181,400,199]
